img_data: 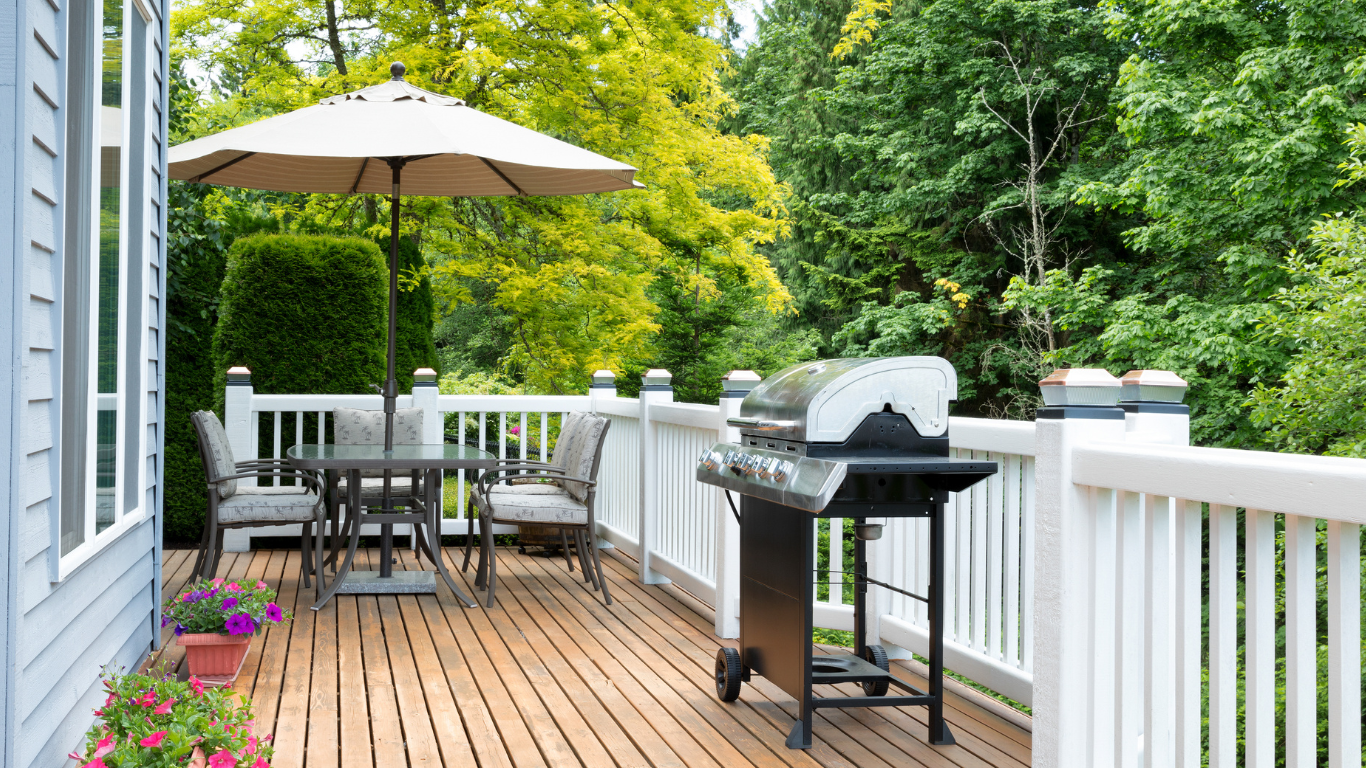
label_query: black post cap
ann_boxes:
[390,61,406,80]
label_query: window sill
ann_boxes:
[55,506,150,582]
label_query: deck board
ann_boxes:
[160,545,1031,768]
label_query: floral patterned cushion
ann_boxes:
[333,407,424,477]
[191,410,237,499]
[486,491,587,525]
[218,492,320,524]
[560,412,608,502]
[489,482,565,496]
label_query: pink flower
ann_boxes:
[178,592,190,602]
[210,578,225,587]
[104,692,116,706]
[140,731,168,748]
[93,734,116,758]
[225,582,243,593]
[190,677,205,696]
[153,697,176,715]
[245,735,258,755]
[208,748,238,768]
[252,758,269,768]
[255,581,268,590]
[81,759,109,768]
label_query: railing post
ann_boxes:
[714,370,759,638]
[412,368,441,549]
[222,366,254,552]
[1031,369,1125,768]
[638,369,672,584]
[588,369,616,413]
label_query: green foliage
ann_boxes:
[74,668,270,767]
[211,234,389,410]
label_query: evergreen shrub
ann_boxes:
[212,234,389,408]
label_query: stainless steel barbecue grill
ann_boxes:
[696,357,996,750]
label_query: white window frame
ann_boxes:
[57,0,152,580]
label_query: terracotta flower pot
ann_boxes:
[178,633,251,677]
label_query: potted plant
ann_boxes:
[162,579,290,681]
[70,667,273,767]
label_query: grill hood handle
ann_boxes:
[725,417,797,430]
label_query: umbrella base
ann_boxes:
[333,570,437,594]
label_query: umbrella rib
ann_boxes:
[192,151,257,182]
[477,157,526,196]
[350,157,370,193]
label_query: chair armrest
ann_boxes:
[476,465,595,495]
[208,469,323,494]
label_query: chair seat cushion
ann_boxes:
[236,484,307,496]
[490,481,565,496]
[218,492,320,524]
[486,492,587,525]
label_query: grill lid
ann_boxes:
[729,357,956,444]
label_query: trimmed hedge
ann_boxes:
[212,234,389,408]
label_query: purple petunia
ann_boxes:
[224,613,255,636]
[160,615,170,628]
[265,603,283,623]
[174,623,186,636]
[220,596,238,611]
[182,590,206,604]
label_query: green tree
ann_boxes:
[377,234,440,389]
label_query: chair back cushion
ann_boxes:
[560,412,609,502]
[191,410,237,498]
[333,407,424,477]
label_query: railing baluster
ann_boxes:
[540,412,548,463]
[943,482,956,637]
[1244,508,1276,768]
[1326,521,1362,768]
[987,451,1004,659]
[1173,500,1202,768]
[458,412,466,523]
[317,411,325,444]
[1208,504,1238,768]
[955,449,971,643]
[1284,513,1318,767]
[1090,487,1117,765]
[1004,453,1022,666]
[272,411,283,486]
[829,515,843,605]
[295,410,303,450]
[1117,490,1143,768]
[1143,494,1172,767]
[1021,455,1035,674]
[519,412,527,463]
[971,450,988,652]
[499,412,507,464]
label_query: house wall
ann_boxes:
[2,0,169,764]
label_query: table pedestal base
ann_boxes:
[334,570,436,595]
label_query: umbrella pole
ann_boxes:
[380,159,404,578]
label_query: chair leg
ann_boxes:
[314,514,327,597]
[589,535,611,605]
[575,530,596,587]
[474,509,489,589]
[484,516,498,609]
[207,527,225,580]
[300,522,312,589]
[462,498,476,573]
[559,528,575,572]
[191,516,211,582]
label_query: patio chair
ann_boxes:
[190,410,326,589]
[466,411,612,608]
[326,407,428,568]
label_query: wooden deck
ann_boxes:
[155,545,1030,768]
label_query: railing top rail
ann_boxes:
[435,394,590,411]
[649,401,717,430]
[1074,441,1366,524]
[250,393,399,411]
[595,398,639,418]
[948,416,1036,456]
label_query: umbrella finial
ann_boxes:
[390,61,406,81]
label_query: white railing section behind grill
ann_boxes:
[593,397,642,556]
[864,416,1037,706]
[648,402,724,597]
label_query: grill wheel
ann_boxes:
[715,647,742,701]
[862,644,890,696]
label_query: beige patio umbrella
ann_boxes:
[169,62,640,448]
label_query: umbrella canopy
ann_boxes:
[168,63,638,455]
[168,65,639,196]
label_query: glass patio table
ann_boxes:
[287,443,497,610]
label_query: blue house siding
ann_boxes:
[3,0,170,762]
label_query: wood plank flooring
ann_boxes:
[156,546,1030,768]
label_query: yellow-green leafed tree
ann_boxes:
[172,0,788,393]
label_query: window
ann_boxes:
[58,0,148,575]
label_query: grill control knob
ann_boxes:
[771,460,794,482]
[698,449,719,470]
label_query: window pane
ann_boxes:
[95,0,123,536]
